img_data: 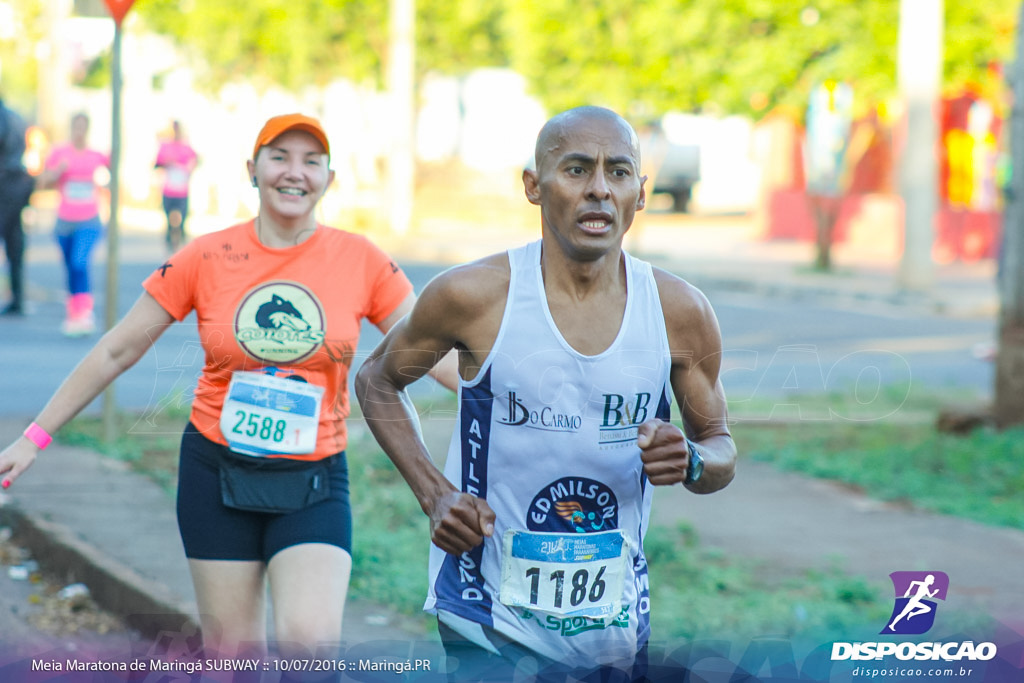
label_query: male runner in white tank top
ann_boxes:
[357,105,737,682]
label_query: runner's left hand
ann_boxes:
[637,419,690,486]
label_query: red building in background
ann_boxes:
[936,86,1004,262]
[759,79,1004,264]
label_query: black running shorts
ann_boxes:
[175,423,352,561]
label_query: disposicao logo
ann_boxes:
[831,570,998,663]
[882,570,949,635]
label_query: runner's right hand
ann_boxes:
[428,490,495,555]
[0,439,38,489]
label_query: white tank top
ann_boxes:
[426,240,673,666]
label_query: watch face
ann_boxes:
[690,451,704,482]
[686,441,704,484]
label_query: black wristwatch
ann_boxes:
[684,438,704,485]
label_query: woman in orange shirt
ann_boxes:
[0,113,454,662]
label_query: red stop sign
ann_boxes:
[103,0,136,25]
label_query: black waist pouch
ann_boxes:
[218,450,333,514]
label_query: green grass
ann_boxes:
[56,390,1007,642]
[344,425,436,632]
[342,426,894,643]
[727,382,964,424]
[729,389,1024,530]
[641,522,895,642]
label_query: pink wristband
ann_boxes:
[23,422,52,450]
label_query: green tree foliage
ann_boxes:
[133,0,1017,118]
[417,3,510,75]
[135,0,509,90]
[503,0,1018,118]
[502,0,894,116]
[136,0,389,89]
[944,2,1018,94]
[0,0,44,112]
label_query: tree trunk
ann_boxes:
[810,193,838,271]
[993,1,1024,429]
[995,325,1024,428]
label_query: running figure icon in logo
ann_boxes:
[882,571,949,635]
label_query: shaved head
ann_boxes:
[521,105,648,259]
[533,106,641,174]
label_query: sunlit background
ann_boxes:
[0,2,1022,659]
[0,0,1017,266]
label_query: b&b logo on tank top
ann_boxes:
[234,281,326,363]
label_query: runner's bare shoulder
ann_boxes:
[651,265,722,353]
[425,252,510,318]
[412,252,511,349]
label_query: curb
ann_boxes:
[0,502,199,641]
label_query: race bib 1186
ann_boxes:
[499,529,630,619]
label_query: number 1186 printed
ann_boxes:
[499,529,631,619]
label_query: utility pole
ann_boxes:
[896,0,943,291]
[101,0,135,442]
[994,1,1024,429]
[100,18,123,443]
[387,0,415,236]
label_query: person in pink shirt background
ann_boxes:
[37,112,109,337]
[155,120,198,252]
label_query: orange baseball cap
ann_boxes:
[252,113,330,159]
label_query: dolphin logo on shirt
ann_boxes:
[256,294,310,334]
[235,282,326,364]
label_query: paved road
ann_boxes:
[0,228,994,419]
[712,289,993,414]
[0,230,452,416]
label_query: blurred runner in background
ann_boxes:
[155,120,198,252]
[36,112,110,336]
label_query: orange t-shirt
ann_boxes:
[143,220,412,460]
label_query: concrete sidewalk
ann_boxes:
[631,216,998,320]
[0,418,431,646]
[650,461,1024,634]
